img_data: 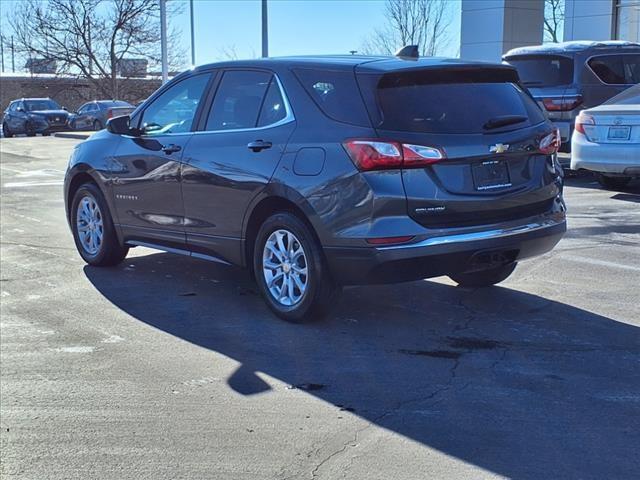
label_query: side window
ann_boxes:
[588,55,640,84]
[257,77,287,127]
[206,71,271,131]
[292,68,371,126]
[141,73,211,135]
[9,102,17,112]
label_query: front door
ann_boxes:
[181,70,295,263]
[110,73,213,249]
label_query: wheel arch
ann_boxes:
[242,190,326,272]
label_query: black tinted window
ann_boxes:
[141,73,211,135]
[588,55,640,84]
[506,56,574,86]
[363,74,544,134]
[293,68,370,126]
[257,78,287,127]
[206,71,271,130]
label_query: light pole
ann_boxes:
[261,0,268,58]
[190,0,195,66]
[160,0,168,83]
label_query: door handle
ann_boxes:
[162,143,182,154]
[247,140,272,152]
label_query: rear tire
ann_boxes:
[254,212,338,323]
[449,262,517,288]
[71,183,128,266]
[2,122,13,138]
[596,173,631,190]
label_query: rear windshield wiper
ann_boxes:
[483,115,528,130]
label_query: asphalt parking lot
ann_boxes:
[1,136,639,479]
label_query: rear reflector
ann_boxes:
[542,96,583,112]
[539,128,561,155]
[343,139,444,171]
[366,235,415,245]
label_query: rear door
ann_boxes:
[181,69,295,263]
[357,67,561,228]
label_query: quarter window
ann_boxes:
[588,55,640,84]
[206,71,275,131]
[140,73,211,135]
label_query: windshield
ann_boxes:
[506,55,574,87]
[25,99,61,111]
[604,84,640,105]
[100,101,133,108]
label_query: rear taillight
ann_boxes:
[539,128,561,155]
[343,139,445,171]
[542,95,583,112]
[107,109,113,119]
[575,112,595,135]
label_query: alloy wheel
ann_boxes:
[262,229,308,306]
[76,194,104,256]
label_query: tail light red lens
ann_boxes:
[539,128,561,155]
[542,96,583,112]
[107,109,113,119]
[343,139,445,171]
[575,112,595,135]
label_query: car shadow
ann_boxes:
[84,253,640,479]
[564,170,640,192]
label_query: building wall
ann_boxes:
[0,75,161,112]
[563,0,615,41]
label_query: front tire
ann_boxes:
[596,173,631,190]
[449,262,517,288]
[254,212,338,323]
[2,122,13,138]
[71,183,128,266]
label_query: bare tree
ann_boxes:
[6,0,185,98]
[544,0,564,43]
[361,0,452,57]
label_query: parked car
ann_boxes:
[2,97,70,137]
[68,100,135,131]
[64,55,566,322]
[503,40,640,163]
[571,84,640,190]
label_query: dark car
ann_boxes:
[503,40,640,160]
[63,55,566,322]
[2,97,70,137]
[68,100,135,131]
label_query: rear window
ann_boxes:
[292,68,370,126]
[505,55,574,87]
[359,71,545,134]
[588,54,640,85]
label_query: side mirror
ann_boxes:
[62,106,68,111]
[16,107,24,112]
[106,115,136,135]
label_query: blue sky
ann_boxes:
[172,0,462,65]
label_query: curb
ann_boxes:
[53,131,92,140]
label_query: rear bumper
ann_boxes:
[571,132,640,175]
[324,211,566,285]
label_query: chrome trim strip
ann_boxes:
[126,240,231,265]
[376,216,566,251]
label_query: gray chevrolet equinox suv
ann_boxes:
[64,56,567,322]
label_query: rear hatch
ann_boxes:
[356,65,561,228]
[504,55,580,120]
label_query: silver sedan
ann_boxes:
[571,84,640,190]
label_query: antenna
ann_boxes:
[395,45,419,59]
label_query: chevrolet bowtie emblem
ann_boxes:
[490,143,509,154]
